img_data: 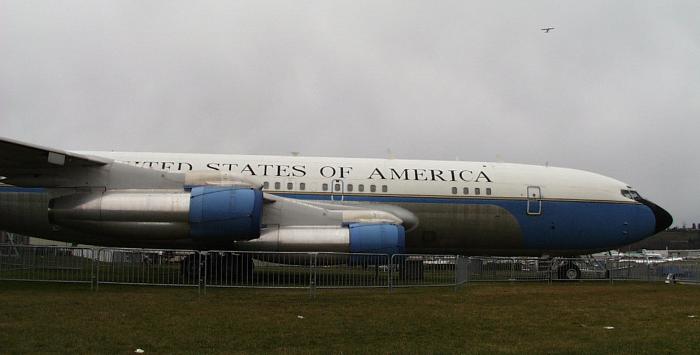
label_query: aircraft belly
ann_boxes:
[394,202,523,254]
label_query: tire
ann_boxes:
[557,262,581,280]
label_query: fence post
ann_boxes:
[465,256,470,285]
[453,255,459,292]
[389,254,394,293]
[549,258,555,283]
[95,248,101,291]
[199,252,205,295]
[386,254,391,292]
[91,248,97,291]
[510,257,515,281]
[309,252,317,298]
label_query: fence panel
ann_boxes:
[205,251,312,288]
[3,244,700,288]
[455,256,469,285]
[0,245,95,284]
[608,259,652,281]
[315,253,390,288]
[552,257,611,281]
[466,257,551,282]
[653,259,700,283]
[390,254,457,287]
[96,248,199,287]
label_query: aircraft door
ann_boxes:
[330,179,344,201]
[526,186,542,215]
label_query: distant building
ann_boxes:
[622,229,700,251]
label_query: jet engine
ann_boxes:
[237,223,406,254]
[48,186,263,242]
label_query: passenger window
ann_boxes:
[370,185,376,192]
[382,185,388,193]
[287,182,293,190]
[359,184,365,192]
[334,183,341,192]
[300,182,306,191]
[475,187,480,195]
[463,187,469,195]
[263,181,269,189]
[322,183,328,191]
[347,184,353,192]
[451,187,457,194]
[274,182,281,190]
[486,188,492,195]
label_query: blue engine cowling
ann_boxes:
[189,186,263,241]
[349,223,405,255]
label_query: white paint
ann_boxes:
[79,150,636,203]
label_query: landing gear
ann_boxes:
[557,262,581,280]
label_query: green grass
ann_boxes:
[1,282,700,354]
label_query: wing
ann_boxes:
[0,136,112,186]
[0,136,110,170]
[0,137,187,189]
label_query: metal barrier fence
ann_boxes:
[390,254,459,288]
[96,248,200,288]
[0,245,95,285]
[466,257,553,282]
[2,244,700,290]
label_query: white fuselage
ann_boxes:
[82,151,632,204]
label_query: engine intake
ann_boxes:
[189,186,263,241]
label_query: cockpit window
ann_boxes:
[621,189,642,201]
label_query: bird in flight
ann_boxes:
[541,27,555,33]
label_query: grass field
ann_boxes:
[1,281,699,354]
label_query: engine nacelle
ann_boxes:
[348,223,405,255]
[189,186,263,241]
[48,186,263,242]
[237,223,405,255]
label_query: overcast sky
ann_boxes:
[1,1,698,226]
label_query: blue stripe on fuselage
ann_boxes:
[276,193,656,251]
[0,186,46,193]
[0,187,656,251]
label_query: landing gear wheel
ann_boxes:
[557,262,581,280]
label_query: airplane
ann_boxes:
[541,27,555,33]
[0,137,672,278]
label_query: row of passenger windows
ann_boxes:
[451,187,492,196]
[323,183,388,193]
[263,181,307,190]
[262,181,492,196]
[262,181,388,193]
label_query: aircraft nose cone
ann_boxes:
[639,198,673,233]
